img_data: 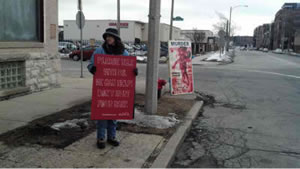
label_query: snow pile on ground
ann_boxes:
[119,109,180,129]
[51,119,88,131]
[205,52,232,62]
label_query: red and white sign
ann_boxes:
[91,54,136,120]
[109,22,129,28]
[168,41,194,95]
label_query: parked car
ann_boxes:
[59,42,77,53]
[263,48,269,52]
[69,46,98,61]
[273,48,283,54]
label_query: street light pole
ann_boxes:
[117,0,120,35]
[229,7,232,39]
[228,5,248,50]
[145,0,161,115]
[169,0,174,40]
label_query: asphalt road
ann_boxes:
[171,51,300,168]
[61,51,300,167]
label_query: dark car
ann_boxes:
[69,46,98,61]
[160,44,168,57]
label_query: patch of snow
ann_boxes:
[51,119,88,131]
[119,109,180,129]
[205,52,232,62]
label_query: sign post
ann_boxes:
[76,0,85,78]
[218,30,226,57]
[91,54,137,120]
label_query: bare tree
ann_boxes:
[213,11,236,36]
[184,28,206,54]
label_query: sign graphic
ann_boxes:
[91,54,136,120]
[168,41,194,95]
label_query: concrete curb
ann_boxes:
[150,101,204,168]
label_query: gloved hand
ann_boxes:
[133,68,138,76]
[90,66,96,75]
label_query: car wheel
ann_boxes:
[72,55,80,61]
[61,48,66,53]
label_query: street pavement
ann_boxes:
[61,51,300,167]
[2,51,298,167]
[171,50,300,167]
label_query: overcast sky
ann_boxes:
[58,0,298,36]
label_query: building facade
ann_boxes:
[63,20,181,43]
[0,0,61,99]
[233,36,254,47]
[253,24,272,49]
[272,3,300,52]
[180,30,214,54]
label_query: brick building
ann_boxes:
[272,3,300,52]
[233,36,253,47]
[253,24,272,49]
[181,30,215,54]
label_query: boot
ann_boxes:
[97,139,106,149]
[107,138,120,147]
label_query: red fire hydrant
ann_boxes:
[158,78,167,99]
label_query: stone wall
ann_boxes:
[25,53,61,92]
[0,0,60,99]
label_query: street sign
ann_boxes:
[218,30,226,38]
[76,11,85,29]
[218,30,226,46]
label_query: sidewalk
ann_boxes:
[0,75,201,168]
[0,77,152,135]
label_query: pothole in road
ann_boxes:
[195,90,247,110]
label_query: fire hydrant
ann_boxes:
[158,78,167,99]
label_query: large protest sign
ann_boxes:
[91,54,136,120]
[168,41,194,95]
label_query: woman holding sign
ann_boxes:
[88,28,138,149]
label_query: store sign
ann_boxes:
[168,41,194,95]
[109,22,129,28]
[91,54,137,120]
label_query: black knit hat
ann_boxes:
[103,28,121,41]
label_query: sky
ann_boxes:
[58,0,299,36]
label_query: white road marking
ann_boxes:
[196,67,300,79]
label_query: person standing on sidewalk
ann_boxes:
[87,28,138,149]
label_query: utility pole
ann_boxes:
[225,20,229,52]
[169,0,174,40]
[117,0,120,35]
[229,7,232,41]
[145,0,161,115]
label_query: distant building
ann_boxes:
[180,30,214,54]
[233,36,254,47]
[63,20,181,43]
[272,3,300,52]
[253,24,272,49]
[0,0,61,99]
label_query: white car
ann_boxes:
[273,48,283,54]
[263,48,269,52]
[58,42,77,53]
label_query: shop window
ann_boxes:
[0,0,43,42]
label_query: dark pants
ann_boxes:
[96,120,117,140]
